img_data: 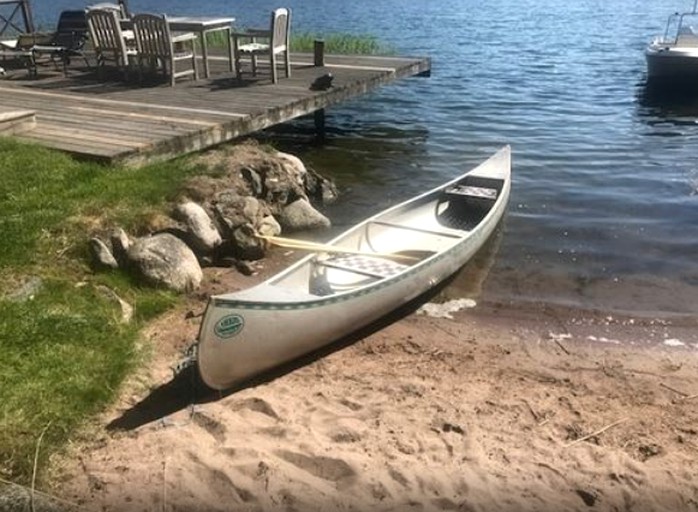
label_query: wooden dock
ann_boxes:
[0,52,430,166]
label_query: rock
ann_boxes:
[241,166,263,196]
[276,151,308,187]
[96,285,133,323]
[90,237,118,269]
[230,224,266,260]
[277,198,331,231]
[173,201,222,254]
[127,233,202,292]
[305,168,339,204]
[257,215,281,237]
[110,227,131,265]
[213,193,265,236]
[234,260,257,276]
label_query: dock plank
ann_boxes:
[0,52,430,165]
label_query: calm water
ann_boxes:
[36,0,698,315]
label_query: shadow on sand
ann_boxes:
[105,280,452,432]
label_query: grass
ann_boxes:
[204,31,393,55]
[291,32,393,55]
[0,138,205,485]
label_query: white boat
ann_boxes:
[646,1,698,81]
[196,145,512,390]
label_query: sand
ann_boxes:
[54,253,698,512]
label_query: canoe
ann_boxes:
[196,145,512,390]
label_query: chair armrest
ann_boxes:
[232,28,270,39]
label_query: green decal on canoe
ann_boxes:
[215,314,244,339]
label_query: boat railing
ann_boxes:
[661,11,698,45]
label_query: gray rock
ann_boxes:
[173,201,222,254]
[96,285,133,324]
[277,198,331,231]
[257,215,282,237]
[306,168,339,204]
[230,223,266,260]
[127,233,202,292]
[213,193,265,236]
[241,166,263,196]
[110,227,131,265]
[276,151,308,189]
[90,237,118,269]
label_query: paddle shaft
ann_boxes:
[258,235,420,262]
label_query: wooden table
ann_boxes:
[167,17,235,78]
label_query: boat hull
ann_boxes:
[646,45,698,80]
[197,146,512,390]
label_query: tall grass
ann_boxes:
[0,138,203,484]
[291,32,393,55]
[205,31,393,55]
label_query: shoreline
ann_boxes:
[48,251,698,512]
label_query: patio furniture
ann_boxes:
[87,8,135,79]
[0,37,34,75]
[30,10,90,74]
[132,13,198,86]
[232,7,291,84]
[166,17,234,78]
[87,0,130,20]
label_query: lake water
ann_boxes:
[34,0,698,315]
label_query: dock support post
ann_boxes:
[314,108,326,140]
[314,40,325,67]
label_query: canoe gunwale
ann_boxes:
[210,146,512,312]
[196,145,512,390]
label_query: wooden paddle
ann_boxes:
[257,234,421,263]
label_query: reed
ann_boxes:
[203,30,393,55]
[291,32,393,55]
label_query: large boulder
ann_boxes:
[277,198,331,232]
[127,233,202,292]
[172,201,222,254]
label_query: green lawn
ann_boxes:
[0,138,205,485]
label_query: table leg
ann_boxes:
[226,26,233,73]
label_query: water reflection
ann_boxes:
[637,78,698,120]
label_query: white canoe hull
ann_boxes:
[197,146,512,390]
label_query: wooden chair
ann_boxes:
[87,8,135,79]
[132,13,198,87]
[232,7,291,84]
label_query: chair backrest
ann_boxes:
[52,10,88,49]
[270,7,290,52]
[86,8,127,57]
[132,13,173,59]
[86,2,128,20]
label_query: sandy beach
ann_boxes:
[53,251,698,512]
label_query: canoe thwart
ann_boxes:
[257,234,421,262]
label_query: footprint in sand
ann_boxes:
[231,397,280,419]
[275,450,356,483]
[191,412,226,443]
